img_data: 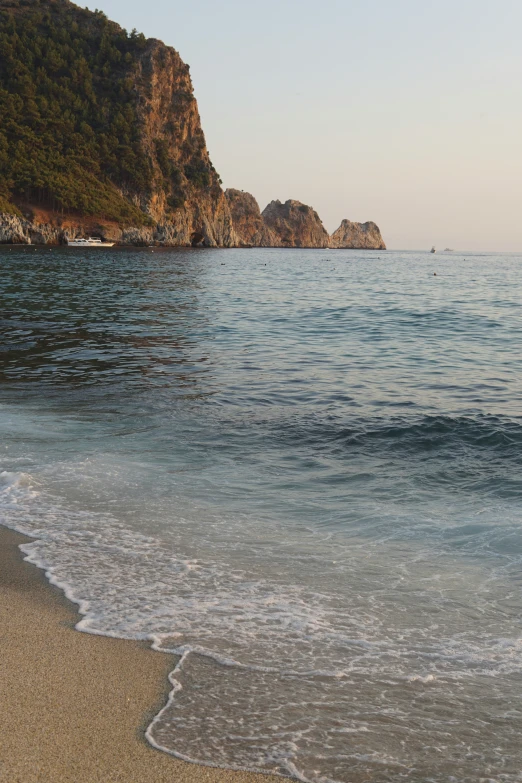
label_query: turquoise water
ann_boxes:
[1,246,522,782]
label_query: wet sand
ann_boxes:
[0,526,279,783]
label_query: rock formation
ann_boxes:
[224,190,280,247]
[129,39,238,247]
[224,191,386,250]
[0,1,385,249]
[261,200,330,248]
[329,220,386,250]
[0,0,238,247]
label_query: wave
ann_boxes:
[258,413,522,456]
[2,463,522,781]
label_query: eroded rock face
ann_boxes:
[130,39,239,247]
[0,0,239,248]
[329,220,386,250]
[261,200,330,248]
[0,214,63,245]
[0,2,386,249]
[225,189,280,247]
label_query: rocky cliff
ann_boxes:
[0,0,385,249]
[0,198,387,249]
[262,200,330,248]
[329,220,386,250]
[128,38,237,246]
[224,190,280,247]
[0,0,238,247]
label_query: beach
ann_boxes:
[0,525,277,783]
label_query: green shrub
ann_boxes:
[0,194,22,216]
[167,194,185,210]
[184,158,210,189]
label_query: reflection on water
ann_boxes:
[0,247,215,396]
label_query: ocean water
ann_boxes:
[1,245,522,782]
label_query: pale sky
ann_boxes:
[86,0,522,250]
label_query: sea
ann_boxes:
[1,246,522,783]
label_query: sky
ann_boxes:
[86,0,522,250]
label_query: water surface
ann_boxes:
[1,246,522,782]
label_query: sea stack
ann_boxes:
[329,220,386,250]
[261,200,330,248]
[224,190,280,247]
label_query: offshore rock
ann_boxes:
[225,189,280,247]
[261,200,330,248]
[329,220,386,250]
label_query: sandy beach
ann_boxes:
[0,525,279,783]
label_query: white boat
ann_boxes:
[430,246,436,254]
[67,237,115,247]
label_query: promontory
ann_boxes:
[0,0,385,249]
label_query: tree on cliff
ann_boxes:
[0,0,156,223]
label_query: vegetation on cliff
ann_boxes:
[0,0,218,226]
[0,0,155,222]
[0,0,384,247]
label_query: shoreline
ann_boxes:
[0,525,279,783]
[0,242,386,249]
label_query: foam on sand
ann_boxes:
[0,524,278,783]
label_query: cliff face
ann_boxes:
[262,200,330,248]
[224,192,387,251]
[130,39,238,246]
[329,220,386,250]
[0,0,238,247]
[224,189,280,247]
[0,1,385,249]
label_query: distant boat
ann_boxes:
[67,237,115,247]
[430,246,436,254]
[444,248,454,252]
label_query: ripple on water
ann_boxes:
[1,247,522,781]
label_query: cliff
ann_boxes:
[0,0,238,246]
[262,200,330,248]
[128,38,237,246]
[329,220,386,250]
[224,189,280,247]
[0,0,385,249]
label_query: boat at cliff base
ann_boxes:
[67,237,115,247]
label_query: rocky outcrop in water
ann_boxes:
[223,191,387,250]
[224,190,280,247]
[329,220,386,250]
[261,200,330,248]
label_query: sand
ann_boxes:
[0,526,279,783]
